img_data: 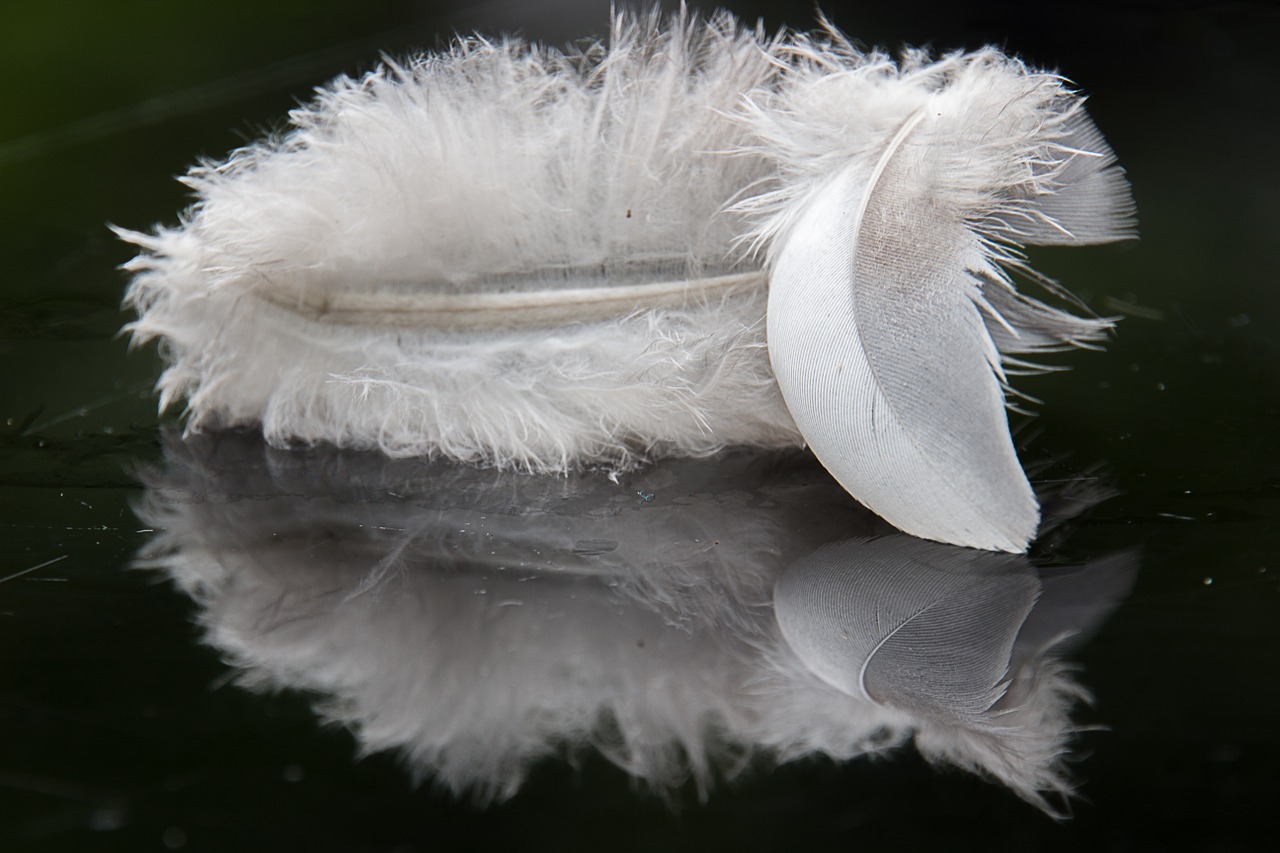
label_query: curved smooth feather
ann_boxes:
[757,48,1135,552]
[768,114,1037,551]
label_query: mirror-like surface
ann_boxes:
[3,1,1278,851]
[136,433,1132,813]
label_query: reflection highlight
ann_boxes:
[135,432,1133,812]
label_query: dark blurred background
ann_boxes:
[2,1,1278,851]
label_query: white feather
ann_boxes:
[118,9,1134,551]
[742,43,1134,551]
[118,9,791,471]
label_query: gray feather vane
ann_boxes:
[116,8,1135,551]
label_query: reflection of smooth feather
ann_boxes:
[118,9,1133,551]
[774,537,1135,813]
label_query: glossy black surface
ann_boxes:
[3,2,1277,851]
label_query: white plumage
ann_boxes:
[118,8,1134,551]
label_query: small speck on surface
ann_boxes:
[89,806,128,831]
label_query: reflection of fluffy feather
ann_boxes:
[137,438,859,801]
[136,433,1133,811]
[119,9,1133,552]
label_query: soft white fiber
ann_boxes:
[119,8,1134,551]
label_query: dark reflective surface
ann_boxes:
[136,432,1131,813]
[3,1,1279,851]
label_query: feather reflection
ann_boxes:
[135,431,1133,812]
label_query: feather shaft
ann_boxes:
[253,271,766,328]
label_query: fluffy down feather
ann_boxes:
[118,8,1134,550]
[118,10,795,470]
